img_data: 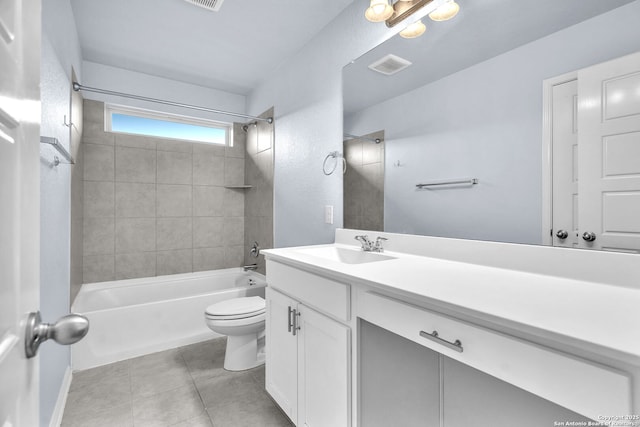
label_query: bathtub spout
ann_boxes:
[243,264,258,271]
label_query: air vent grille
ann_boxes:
[368,54,412,76]
[183,0,225,12]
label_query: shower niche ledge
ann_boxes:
[223,184,253,189]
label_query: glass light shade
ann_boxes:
[429,0,460,21]
[399,20,426,38]
[365,0,394,22]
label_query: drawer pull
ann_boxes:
[287,306,293,333]
[420,330,463,353]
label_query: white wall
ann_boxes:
[246,2,401,248]
[81,61,246,123]
[40,0,83,425]
[345,1,640,244]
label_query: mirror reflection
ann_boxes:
[343,0,640,252]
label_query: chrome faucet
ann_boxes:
[355,235,388,253]
[243,264,258,271]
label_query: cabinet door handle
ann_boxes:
[419,330,463,353]
[292,309,300,336]
[287,306,293,333]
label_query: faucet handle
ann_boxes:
[355,235,373,250]
[374,236,388,252]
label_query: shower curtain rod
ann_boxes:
[72,83,273,124]
[343,133,382,144]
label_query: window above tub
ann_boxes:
[105,104,231,146]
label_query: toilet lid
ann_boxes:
[205,296,265,317]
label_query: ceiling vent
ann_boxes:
[368,54,412,76]
[183,0,225,12]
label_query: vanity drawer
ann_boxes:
[358,291,631,421]
[267,261,350,322]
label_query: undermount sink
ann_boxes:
[295,246,396,264]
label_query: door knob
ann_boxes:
[582,231,597,242]
[25,311,89,358]
[555,230,569,239]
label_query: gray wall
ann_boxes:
[40,0,84,425]
[82,100,249,283]
[40,36,73,427]
[246,2,398,248]
[244,108,275,274]
[344,131,384,231]
[345,2,640,244]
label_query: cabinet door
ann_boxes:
[265,288,298,422]
[297,304,350,427]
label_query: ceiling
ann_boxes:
[70,0,355,95]
[344,0,636,114]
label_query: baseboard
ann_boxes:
[49,366,72,427]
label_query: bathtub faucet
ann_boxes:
[243,264,258,271]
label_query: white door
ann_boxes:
[551,78,580,248]
[265,288,298,423]
[578,52,640,252]
[297,304,350,427]
[0,0,41,426]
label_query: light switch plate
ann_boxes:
[325,205,334,224]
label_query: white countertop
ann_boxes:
[263,243,640,364]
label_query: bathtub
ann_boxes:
[71,268,266,370]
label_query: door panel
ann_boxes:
[297,304,350,427]
[551,79,579,248]
[0,0,41,425]
[265,288,297,423]
[578,52,640,252]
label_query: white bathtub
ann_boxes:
[71,268,266,370]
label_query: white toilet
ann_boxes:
[204,296,266,371]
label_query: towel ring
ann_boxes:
[323,151,347,176]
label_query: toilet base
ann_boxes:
[223,332,266,371]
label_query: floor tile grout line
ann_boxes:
[178,347,213,423]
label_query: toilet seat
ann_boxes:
[205,296,265,321]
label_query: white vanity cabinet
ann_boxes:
[265,261,351,427]
[263,232,640,427]
[357,289,633,425]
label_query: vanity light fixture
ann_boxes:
[365,0,394,22]
[428,0,460,21]
[399,20,426,38]
[365,0,460,39]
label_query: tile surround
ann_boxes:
[82,100,273,283]
[344,130,385,232]
[243,108,274,275]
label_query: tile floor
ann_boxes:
[61,338,293,427]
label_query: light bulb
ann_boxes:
[399,20,426,39]
[365,0,394,22]
[429,0,460,21]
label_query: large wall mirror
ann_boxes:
[343,0,640,252]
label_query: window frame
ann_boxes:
[104,104,232,146]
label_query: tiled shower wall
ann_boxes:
[244,108,275,275]
[82,100,248,283]
[344,130,385,231]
